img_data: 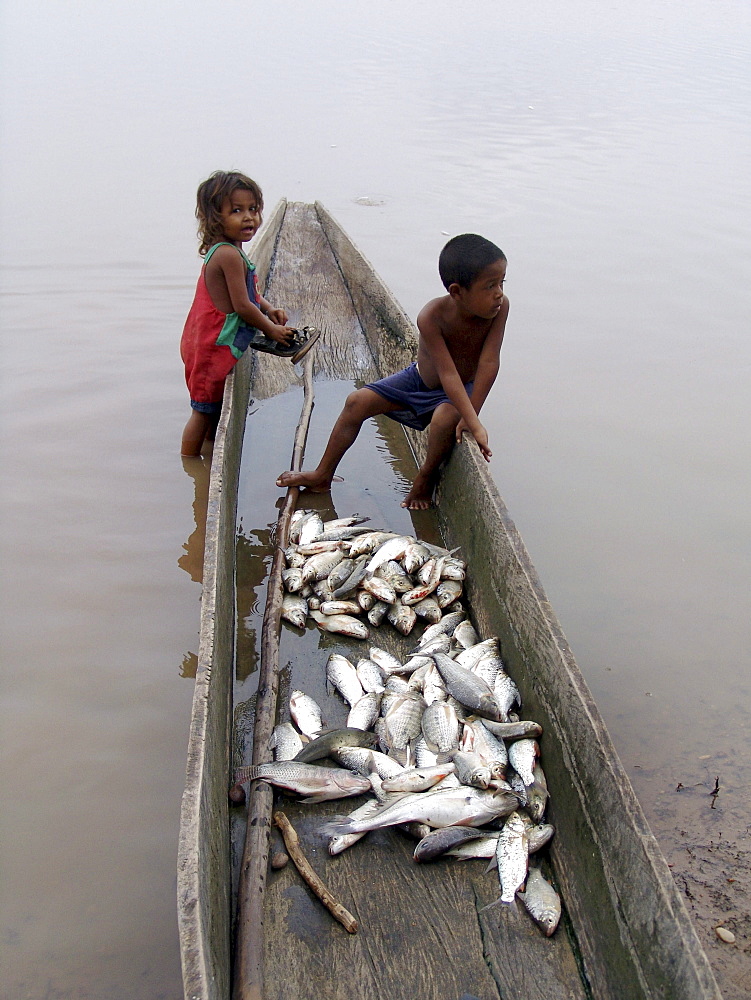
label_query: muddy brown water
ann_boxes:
[2,0,749,997]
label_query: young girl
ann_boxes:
[180,170,317,456]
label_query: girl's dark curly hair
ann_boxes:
[195,170,264,256]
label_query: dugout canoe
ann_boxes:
[177,201,721,1000]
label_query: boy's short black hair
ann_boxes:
[438,234,506,290]
[195,170,264,256]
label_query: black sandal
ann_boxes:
[241,325,321,363]
[290,326,322,364]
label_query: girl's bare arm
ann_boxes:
[211,248,293,344]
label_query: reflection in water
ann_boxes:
[178,455,212,584]
[236,526,272,683]
[178,455,212,677]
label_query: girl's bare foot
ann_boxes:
[275,470,343,491]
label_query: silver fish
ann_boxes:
[331,554,370,598]
[493,668,522,720]
[327,556,356,592]
[401,557,446,605]
[447,833,500,860]
[310,610,369,639]
[387,601,417,636]
[380,762,456,793]
[281,567,304,593]
[368,646,403,676]
[355,657,386,693]
[320,784,519,836]
[365,535,415,574]
[284,546,306,568]
[289,690,323,739]
[431,652,502,722]
[320,514,369,532]
[464,718,507,777]
[383,693,425,755]
[413,825,488,862]
[421,700,460,761]
[525,762,549,823]
[455,637,500,671]
[269,722,304,761]
[419,611,466,643]
[495,811,529,903]
[293,727,377,763]
[362,575,397,604]
[435,579,463,609]
[377,559,414,593]
[319,599,361,616]
[329,746,405,779]
[348,530,401,556]
[508,739,539,787]
[326,653,365,706]
[347,691,382,731]
[296,539,345,556]
[452,749,493,789]
[328,797,382,855]
[281,593,308,629]
[357,590,375,611]
[234,761,371,803]
[412,596,443,623]
[301,549,344,584]
[367,600,389,626]
[523,818,555,854]
[401,541,431,575]
[480,719,543,741]
[471,650,503,689]
[440,557,466,581]
[298,512,324,546]
[517,866,561,936]
[452,619,478,649]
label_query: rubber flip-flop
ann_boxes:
[290,326,322,364]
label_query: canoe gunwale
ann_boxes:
[177,200,721,1000]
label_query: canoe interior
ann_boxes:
[177,202,721,1000]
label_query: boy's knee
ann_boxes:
[344,388,377,419]
[432,402,460,428]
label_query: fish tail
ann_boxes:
[319,818,355,838]
[233,765,259,783]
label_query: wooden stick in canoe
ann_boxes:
[273,810,359,933]
[232,354,316,1000]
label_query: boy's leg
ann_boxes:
[402,401,459,509]
[181,409,214,457]
[276,388,401,490]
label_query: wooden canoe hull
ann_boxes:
[177,201,720,1000]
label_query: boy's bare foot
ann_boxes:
[400,486,434,510]
[275,470,344,491]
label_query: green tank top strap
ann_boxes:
[204,242,254,269]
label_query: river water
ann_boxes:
[1,1,749,997]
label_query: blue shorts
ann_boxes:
[190,399,222,415]
[365,362,473,430]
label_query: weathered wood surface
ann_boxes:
[179,201,722,1000]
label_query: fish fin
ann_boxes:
[233,765,257,783]
[484,857,498,874]
[478,895,503,914]
[319,818,355,837]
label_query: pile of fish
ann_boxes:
[236,512,562,936]
[279,512,467,639]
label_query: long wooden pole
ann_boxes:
[232,356,316,1000]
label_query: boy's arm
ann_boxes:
[418,308,492,457]
[461,298,509,424]
[215,248,293,344]
[257,294,288,327]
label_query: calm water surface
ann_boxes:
[1,1,749,997]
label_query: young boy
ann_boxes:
[276,233,508,509]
